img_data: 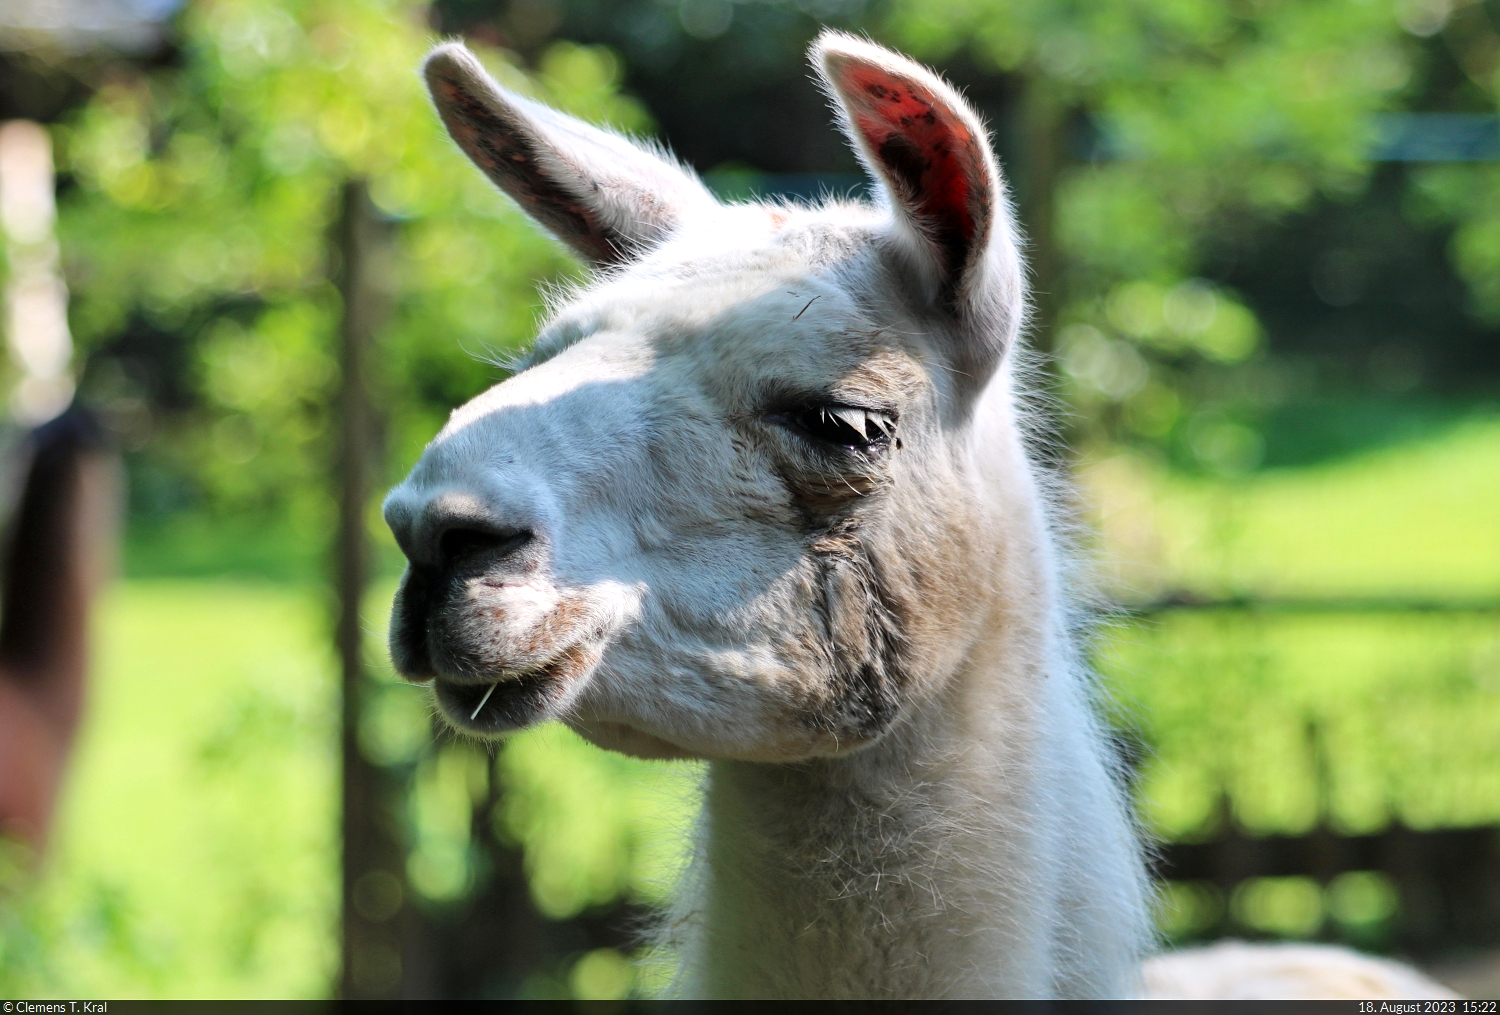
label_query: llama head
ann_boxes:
[384,33,1029,761]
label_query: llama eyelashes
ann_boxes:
[793,405,899,450]
[830,407,894,441]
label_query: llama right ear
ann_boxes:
[424,43,718,266]
[814,33,1023,364]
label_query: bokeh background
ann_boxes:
[1,0,1499,999]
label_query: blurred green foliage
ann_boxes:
[0,582,337,996]
[890,0,1406,256]
[879,0,1499,471]
[1104,609,1500,838]
[55,0,648,562]
[494,726,699,921]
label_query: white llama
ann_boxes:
[383,32,1458,1000]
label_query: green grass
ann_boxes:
[1083,414,1500,599]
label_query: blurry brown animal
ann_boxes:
[0,409,115,849]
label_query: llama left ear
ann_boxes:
[814,33,1021,361]
[425,42,719,267]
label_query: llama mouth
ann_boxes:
[431,644,595,734]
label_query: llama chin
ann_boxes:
[382,32,1458,1001]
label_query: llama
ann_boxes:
[383,33,1458,1000]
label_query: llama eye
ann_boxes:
[792,405,897,449]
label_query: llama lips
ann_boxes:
[434,666,562,732]
[431,642,598,733]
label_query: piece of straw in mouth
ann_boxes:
[470,681,499,720]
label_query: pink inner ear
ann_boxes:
[841,65,984,266]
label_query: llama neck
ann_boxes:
[670,595,1152,999]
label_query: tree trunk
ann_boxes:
[334,178,407,1000]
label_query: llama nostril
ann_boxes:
[437,526,532,569]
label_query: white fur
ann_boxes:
[384,33,1458,1001]
[1145,942,1457,1000]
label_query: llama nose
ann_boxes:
[435,523,533,571]
[384,489,537,572]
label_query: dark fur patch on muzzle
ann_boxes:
[807,522,910,742]
[389,566,437,679]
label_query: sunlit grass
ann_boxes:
[1083,413,1500,600]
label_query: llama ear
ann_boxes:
[814,33,1016,323]
[424,43,718,266]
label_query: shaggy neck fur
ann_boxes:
[668,399,1151,999]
